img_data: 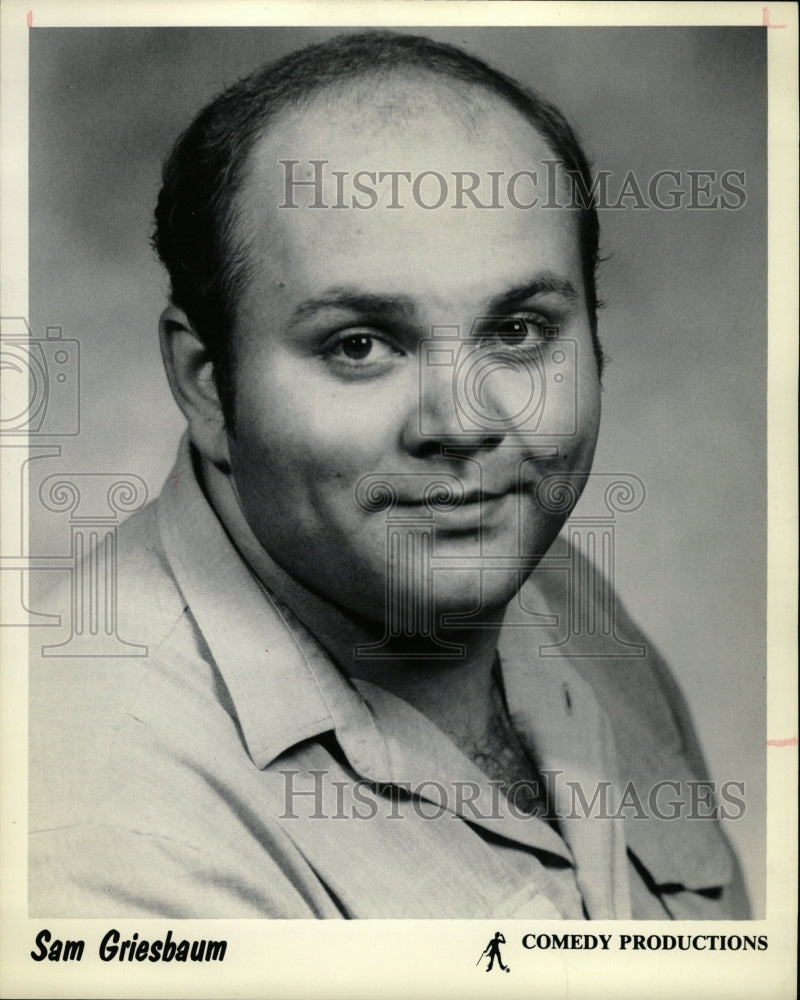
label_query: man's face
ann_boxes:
[223,82,601,625]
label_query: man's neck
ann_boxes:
[344,627,501,752]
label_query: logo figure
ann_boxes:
[477,931,510,973]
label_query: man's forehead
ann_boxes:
[229,73,583,319]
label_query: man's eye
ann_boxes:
[326,332,400,366]
[473,315,554,347]
[338,334,374,360]
[496,318,529,346]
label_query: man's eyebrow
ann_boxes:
[290,288,417,323]
[487,274,580,313]
[288,274,579,326]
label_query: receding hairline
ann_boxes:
[229,66,572,260]
[244,64,564,166]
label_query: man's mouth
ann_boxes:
[460,488,507,505]
[387,487,520,535]
[392,486,513,508]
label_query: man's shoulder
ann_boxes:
[27,490,322,918]
[29,493,235,828]
[517,536,748,914]
[33,495,186,658]
[522,533,705,769]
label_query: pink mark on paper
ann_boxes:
[762,7,788,27]
[27,9,33,27]
[766,736,798,747]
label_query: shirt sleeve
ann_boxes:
[29,821,335,918]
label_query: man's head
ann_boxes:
[155,31,604,625]
[153,31,603,431]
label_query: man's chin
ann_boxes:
[427,567,525,626]
[330,569,521,638]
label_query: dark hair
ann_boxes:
[153,31,603,427]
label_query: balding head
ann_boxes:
[153,31,603,427]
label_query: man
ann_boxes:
[480,932,509,972]
[29,31,748,918]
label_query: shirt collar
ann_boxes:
[157,434,375,771]
[350,676,575,863]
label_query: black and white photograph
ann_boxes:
[1,2,796,998]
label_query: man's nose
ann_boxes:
[400,356,505,458]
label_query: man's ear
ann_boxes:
[159,305,230,468]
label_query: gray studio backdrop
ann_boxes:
[28,26,766,913]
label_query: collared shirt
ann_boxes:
[29,439,748,919]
